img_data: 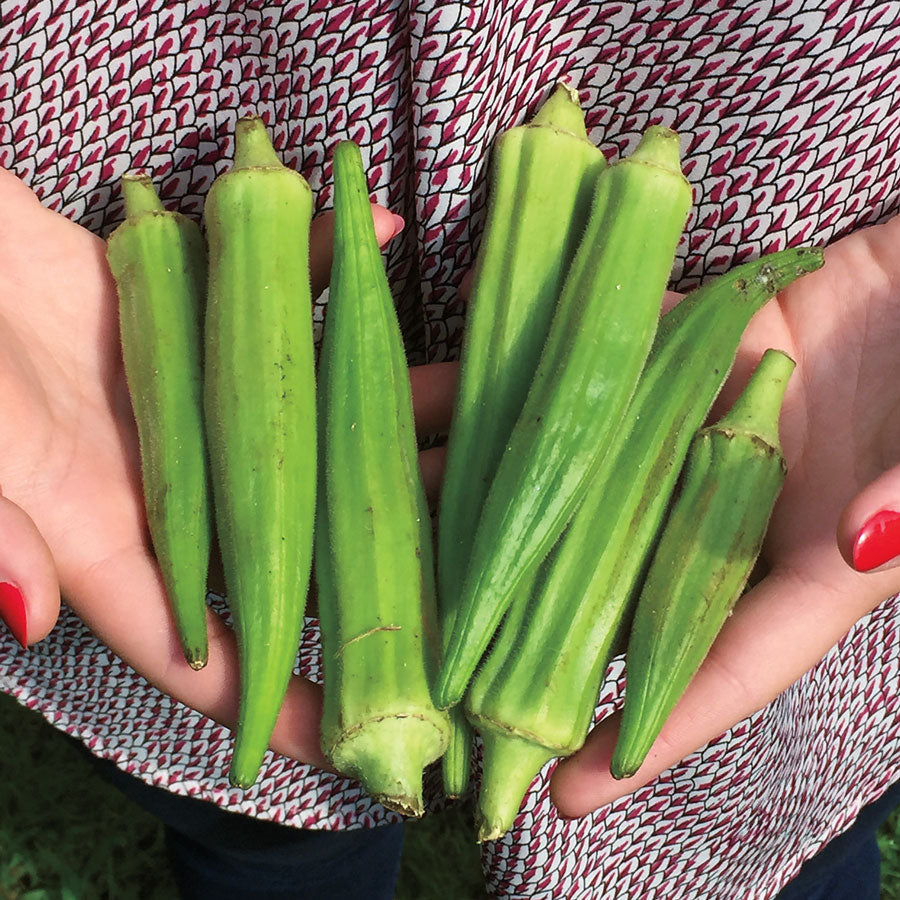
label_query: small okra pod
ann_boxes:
[611,348,795,780]
[106,175,212,670]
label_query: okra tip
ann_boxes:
[232,115,283,170]
[475,730,556,843]
[714,348,795,448]
[332,138,364,172]
[629,124,684,172]
[183,645,208,671]
[227,763,261,791]
[608,751,642,782]
[529,81,588,139]
[120,172,164,218]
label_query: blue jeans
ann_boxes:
[82,745,404,900]
[772,778,900,900]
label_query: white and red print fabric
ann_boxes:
[2,1,900,897]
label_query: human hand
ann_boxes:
[0,166,458,773]
[550,212,900,817]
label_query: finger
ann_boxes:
[458,270,474,303]
[659,288,684,316]
[410,362,458,438]
[837,468,900,572]
[308,204,404,299]
[549,550,900,818]
[68,546,329,771]
[0,493,61,646]
[418,445,447,509]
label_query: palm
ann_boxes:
[0,172,149,624]
[0,169,327,768]
[743,216,900,580]
[550,213,900,815]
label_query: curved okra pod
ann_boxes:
[203,117,317,788]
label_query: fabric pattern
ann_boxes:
[2,1,900,897]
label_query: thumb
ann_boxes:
[308,203,405,299]
[837,466,900,573]
[0,491,61,647]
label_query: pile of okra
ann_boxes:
[105,83,823,840]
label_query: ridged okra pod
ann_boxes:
[465,247,823,841]
[203,117,317,788]
[437,83,606,796]
[435,126,693,709]
[106,175,212,670]
[611,348,794,780]
[316,140,450,817]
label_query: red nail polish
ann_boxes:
[0,581,27,647]
[852,510,900,572]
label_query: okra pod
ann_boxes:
[106,175,212,670]
[437,82,607,797]
[436,126,693,709]
[315,140,450,817]
[203,117,317,788]
[466,247,823,841]
[611,348,794,780]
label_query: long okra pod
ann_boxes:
[203,117,317,788]
[611,348,794,780]
[437,83,606,796]
[436,126,693,709]
[466,247,823,841]
[315,140,450,817]
[106,175,212,669]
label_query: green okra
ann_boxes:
[437,82,607,798]
[465,247,823,842]
[315,140,450,817]
[611,348,795,780]
[436,125,694,710]
[106,174,212,670]
[203,116,317,789]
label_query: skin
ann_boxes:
[2,164,900,819]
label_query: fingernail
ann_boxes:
[0,581,27,647]
[390,213,405,238]
[852,510,900,572]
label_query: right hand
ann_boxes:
[0,166,456,774]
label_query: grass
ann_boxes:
[880,807,900,899]
[5,688,900,900]
[0,691,487,899]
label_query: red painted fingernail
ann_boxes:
[0,581,27,647]
[852,510,900,572]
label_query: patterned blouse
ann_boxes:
[2,2,899,897]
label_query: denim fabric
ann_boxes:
[81,743,404,900]
[772,780,900,900]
